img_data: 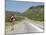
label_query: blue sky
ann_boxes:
[6,0,44,12]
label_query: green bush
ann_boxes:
[16,16,24,21]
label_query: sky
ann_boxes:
[6,0,44,12]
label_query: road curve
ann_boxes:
[6,17,44,35]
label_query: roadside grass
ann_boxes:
[5,15,24,22]
[16,16,24,21]
[27,13,44,21]
[5,21,20,32]
[5,14,25,32]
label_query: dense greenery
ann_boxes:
[22,5,44,21]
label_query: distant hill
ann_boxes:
[5,11,22,16]
[22,5,44,21]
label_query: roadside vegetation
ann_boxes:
[22,5,44,21]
